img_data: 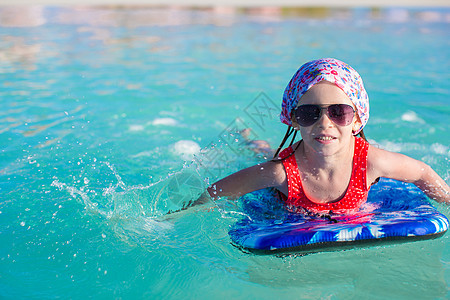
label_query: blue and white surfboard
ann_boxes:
[229,178,449,254]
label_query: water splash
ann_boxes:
[50,159,215,253]
[51,160,208,219]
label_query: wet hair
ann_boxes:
[272,127,298,159]
[358,129,367,142]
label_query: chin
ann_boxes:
[307,137,349,156]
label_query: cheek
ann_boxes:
[298,127,308,137]
[299,126,317,139]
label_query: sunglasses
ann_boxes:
[293,104,355,127]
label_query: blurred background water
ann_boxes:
[0,6,449,299]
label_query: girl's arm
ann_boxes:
[207,160,287,200]
[368,146,450,204]
[165,160,287,216]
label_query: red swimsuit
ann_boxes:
[278,137,370,214]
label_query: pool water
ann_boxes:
[1,6,449,299]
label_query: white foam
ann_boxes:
[172,140,201,160]
[142,218,174,231]
[371,140,450,157]
[130,150,154,158]
[151,118,178,126]
[430,143,449,156]
[129,124,145,132]
[401,111,425,124]
[379,141,404,153]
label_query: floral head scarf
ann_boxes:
[280,58,369,134]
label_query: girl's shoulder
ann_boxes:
[366,144,425,183]
[367,144,404,167]
[367,144,392,171]
[249,159,287,193]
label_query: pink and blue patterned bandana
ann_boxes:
[280,58,369,134]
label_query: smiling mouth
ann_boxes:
[315,136,335,141]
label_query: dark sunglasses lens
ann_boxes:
[295,105,320,127]
[328,104,354,126]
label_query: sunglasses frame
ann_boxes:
[293,104,355,127]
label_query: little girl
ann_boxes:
[205,58,449,214]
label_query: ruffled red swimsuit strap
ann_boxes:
[279,137,370,213]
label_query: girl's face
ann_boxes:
[291,81,362,156]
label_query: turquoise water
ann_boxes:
[1,6,449,299]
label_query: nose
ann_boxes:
[317,108,334,128]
